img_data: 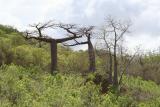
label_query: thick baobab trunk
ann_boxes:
[50,40,57,74]
[88,36,96,72]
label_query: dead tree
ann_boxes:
[63,26,96,72]
[24,21,83,75]
[105,17,131,88]
[101,28,113,84]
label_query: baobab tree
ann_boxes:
[63,26,96,72]
[24,21,84,75]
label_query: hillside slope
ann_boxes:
[0,25,160,107]
[0,65,160,107]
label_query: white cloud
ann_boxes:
[0,0,160,52]
[125,33,160,52]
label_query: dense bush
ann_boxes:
[0,65,110,107]
[12,45,50,68]
[58,49,88,73]
[128,54,160,84]
[0,25,18,34]
[0,65,160,107]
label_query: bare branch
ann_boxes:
[23,31,52,43]
[57,23,78,37]
[63,41,88,46]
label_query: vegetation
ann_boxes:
[0,20,160,107]
[0,65,160,107]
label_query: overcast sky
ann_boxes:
[0,0,160,52]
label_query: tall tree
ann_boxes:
[105,17,130,88]
[63,26,96,72]
[24,21,83,75]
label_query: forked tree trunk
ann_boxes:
[50,39,57,74]
[88,36,96,72]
